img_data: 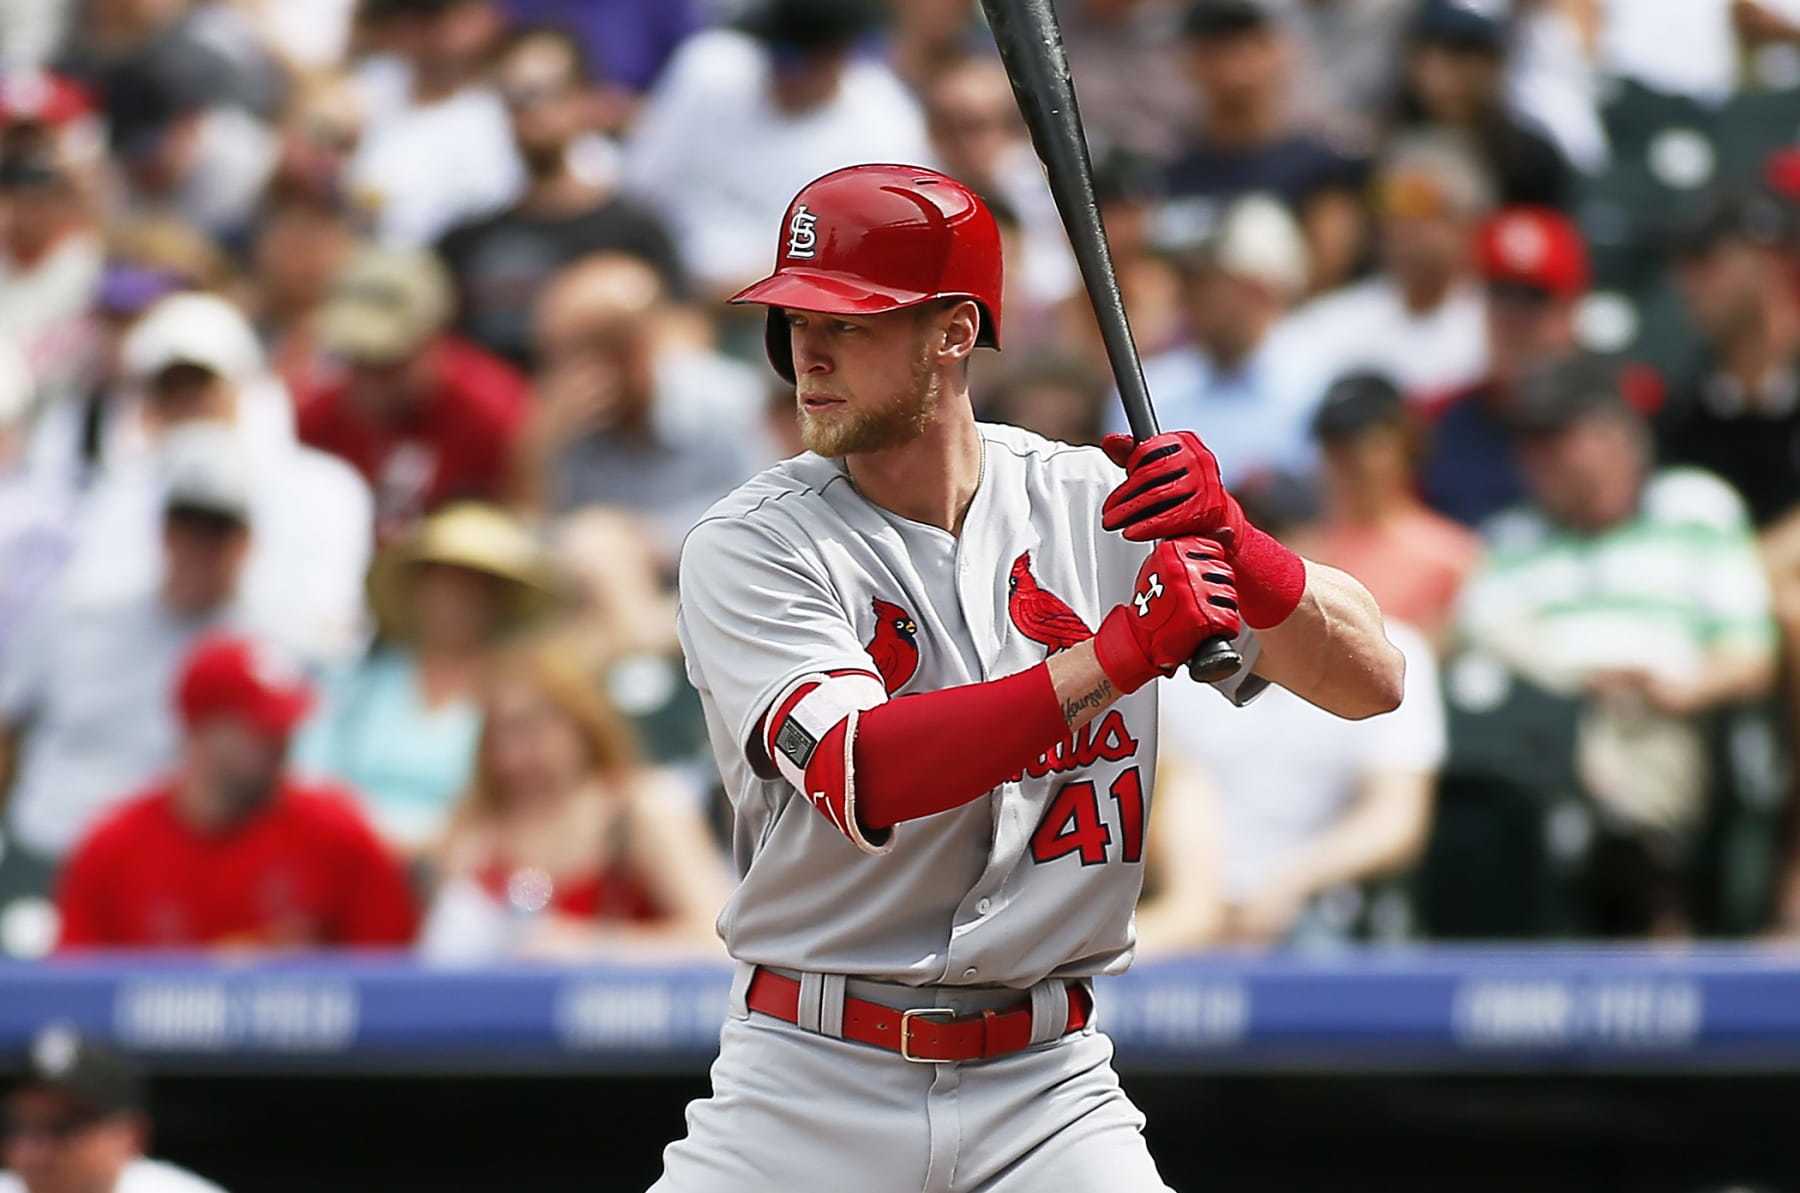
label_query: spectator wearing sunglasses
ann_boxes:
[1,1028,225,1193]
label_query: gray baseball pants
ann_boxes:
[649,965,1175,1193]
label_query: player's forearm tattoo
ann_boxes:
[1061,678,1116,727]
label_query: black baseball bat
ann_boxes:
[979,0,1241,684]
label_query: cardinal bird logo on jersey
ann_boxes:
[865,597,920,694]
[1008,552,1094,653]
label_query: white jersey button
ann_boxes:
[962,966,979,979]
[977,899,992,914]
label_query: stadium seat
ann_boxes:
[1687,700,1791,936]
[1418,652,1585,938]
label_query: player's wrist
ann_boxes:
[1094,604,1161,694]
[1227,523,1306,629]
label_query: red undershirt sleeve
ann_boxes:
[852,662,1067,832]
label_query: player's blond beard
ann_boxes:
[798,345,941,458]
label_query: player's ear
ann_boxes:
[933,299,981,366]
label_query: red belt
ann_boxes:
[744,967,1091,1063]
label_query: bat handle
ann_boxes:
[1186,636,1243,684]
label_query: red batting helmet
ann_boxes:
[728,163,1004,383]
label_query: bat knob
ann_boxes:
[1186,636,1242,685]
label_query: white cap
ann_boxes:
[1211,194,1310,298]
[159,420,252,524]
[0,337,35,429]
[123,292,265,386]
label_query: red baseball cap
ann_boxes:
[728,163,1003,382]
[176,634,315,739]
[0,72,94,128]
[1476,206,1589,300]
[1766,147,1800,204]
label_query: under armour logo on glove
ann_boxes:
[1133,573,1164,617]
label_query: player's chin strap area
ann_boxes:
[736,964,1094,1064]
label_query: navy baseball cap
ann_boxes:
[1312,372,1406,441]
[740,0,878,52]
[1673,187,1796,258]
[1184,0,1278,41]
[1234,470,1320,538]
[7,1028,146,1120]
[1411,0,1509,50]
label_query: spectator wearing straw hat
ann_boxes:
[292,502,562,853]
[57,634,416,951]
[295,246,530,543]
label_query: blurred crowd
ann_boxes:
[0,0,1798,963]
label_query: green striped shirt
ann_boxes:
[1456,468,1776,682]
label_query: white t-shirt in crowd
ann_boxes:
[1509,6,1611,174]
[936,142,1078,307]
[0,234,103,392]
[348,68,525,247]
[55,392,374,667]
[1160,622,1446,900]
[0,1158,227,1193]
[255,0,355,69]
[621,30,932,293]
[1104,320,1329,490]
[1598,0,1738,104]
[1283,276,1489,402]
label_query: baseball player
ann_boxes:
[657,164,1402,1193]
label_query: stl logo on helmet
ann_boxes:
[786,204,820,259]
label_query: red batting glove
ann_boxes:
[1101,431,1305,629]
[1101,431,1247,550]
[1093,537,1242,694]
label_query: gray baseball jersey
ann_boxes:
[676,421,1261,990]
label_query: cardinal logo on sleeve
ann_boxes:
[1008,552,1094,653]
[865,597,920,694]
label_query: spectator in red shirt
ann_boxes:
[1300,371,1481,646]
[296,246,529,542]
[55,634,418,952]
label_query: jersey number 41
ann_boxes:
[1028,768,1145,867]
